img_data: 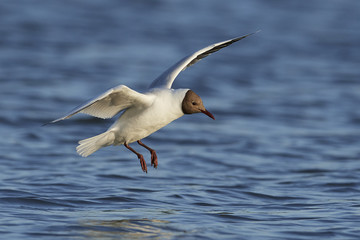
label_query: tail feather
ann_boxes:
[76,131,115,157]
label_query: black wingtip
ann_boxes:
[249,29,261,35]
[235,30,261,41]
[41,118,60,126]
[41,121,53,127]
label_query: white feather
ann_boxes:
[76,131,115,157]
[49,85,154,124]
[149,31,258,89]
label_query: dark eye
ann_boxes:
[192,101,197,105]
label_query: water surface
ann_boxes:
[1,0,360,239]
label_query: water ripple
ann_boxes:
[1,0,360,239]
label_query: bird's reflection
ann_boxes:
[81,218,174,239]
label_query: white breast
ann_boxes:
[109,88,189,144]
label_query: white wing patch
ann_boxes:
[48,85,154,124]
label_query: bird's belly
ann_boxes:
[110,107,183,145]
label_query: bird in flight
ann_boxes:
[48,32,257,173]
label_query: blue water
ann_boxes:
[1,0,360,239]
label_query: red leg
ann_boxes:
[137,140,158,168]
[124,143,147,173]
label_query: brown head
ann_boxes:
[181,90,215,120]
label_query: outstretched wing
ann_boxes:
[149,31,259,89]
[47,85,154,124]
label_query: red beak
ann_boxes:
[201,109,215,120]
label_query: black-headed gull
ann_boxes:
[49,32,257,173]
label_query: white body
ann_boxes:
[111,88,188,145]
